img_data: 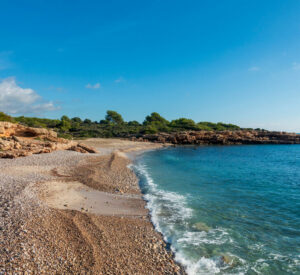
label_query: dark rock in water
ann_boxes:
[128,130,300,145]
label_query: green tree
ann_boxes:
[105,110,124,125]
[128,120,141,126]
[99,119,108,125]
[61,115,71,122]
[59,115,71,132]
[143,112,169,125]
[142,124,158,134]
[170,118,197,130]
[143,112,169,132]
[71,117,82,123]
[84,119,92,124]
[60,120,71,132]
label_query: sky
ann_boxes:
[0,0,300,131]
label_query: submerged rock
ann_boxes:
[193,222,211,232]
[218,254,239,268]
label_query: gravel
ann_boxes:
[0,151,90,273]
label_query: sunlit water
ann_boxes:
[132,145,300,274]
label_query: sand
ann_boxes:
[0,138,184,274]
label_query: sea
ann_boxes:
[132,145,300,275]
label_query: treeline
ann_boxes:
[0,111,244,139]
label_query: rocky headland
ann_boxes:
[129,130,300,145]
[0,122,97,158]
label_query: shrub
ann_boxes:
[0,112,14,122]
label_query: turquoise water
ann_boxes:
[132,145,300,274]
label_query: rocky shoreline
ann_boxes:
[0,122,97,158]
[128,130,300,145]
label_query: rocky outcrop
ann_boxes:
[128,130,300,145]
[0,122,97,158]
[0,121,57,138]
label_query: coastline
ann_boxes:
[1,138,185,274]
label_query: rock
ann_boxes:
[193,222,211,232]
[0,121,56,138]
[0,151,15,158]
[11,135,21,142]
[126,130,300,145]
[0,139,14,150]
[77,143,98,153]
[220,254,236,267]
[0,122,97,159]
[69,146,87,153]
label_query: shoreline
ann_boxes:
[1,138,185,274]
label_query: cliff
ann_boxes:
[129,130,300,145]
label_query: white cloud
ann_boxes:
[85,82,101,89]
[248,66,260,71]
[0,77,57,114]
[292,62,300,70]
[115,77,125,83]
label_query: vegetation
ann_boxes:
[0,112,14,122]
[0,110,243,138]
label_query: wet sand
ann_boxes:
[0,138,184,274]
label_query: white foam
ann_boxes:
[132,162,250,275]
[174,251,221,275]
[132,162,230,275]
[177,228,232,246]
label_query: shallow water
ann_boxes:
[132,145,300,275]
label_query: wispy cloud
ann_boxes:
[86,82,101,89]
[248,66,260,72]
[0,77,57,114]
[292,62,300,70]
[115,77,125,83]
[0,51,13,70]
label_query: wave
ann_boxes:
[132,162,193,235]
[131,162,234,275]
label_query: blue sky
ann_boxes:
[0,0,300,131]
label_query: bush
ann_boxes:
[0,112,14,122]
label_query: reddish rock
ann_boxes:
[0,122,98,159]
[126,130,300,145]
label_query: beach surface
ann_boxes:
[0,138,183,274]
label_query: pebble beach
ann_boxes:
[0,138,184,274]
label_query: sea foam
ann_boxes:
[132,162,225,275]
